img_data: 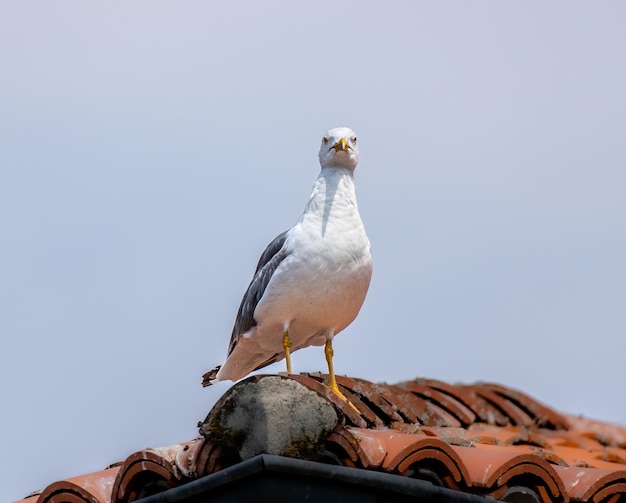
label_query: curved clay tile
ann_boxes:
[37,467,120,503]
[481,383,570,430]
[502,444,569,466]
[464,384,535,427]
[421,424,526,447]
[398,380,477,426]
[505,430,553,449]
[465,424,546,446]
[595,446,626,466]
[333,375,385,427]
[417,425,498,446]
[543,430,607,451]
[111,442,195,503]
[418,378,510,426]
[327,427,386,468]
[545,444,626,470]
[366,383,434,425]
[555,465,626,503]
[451,443,567,503]
[377,382,463,427]
[332,375,405,425]
[566,414,626,448]
[328,427,472,490]
[326,428,363,467]
[167,437,212,478]
[189,438,222,477]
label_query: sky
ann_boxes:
[1,1,625,500]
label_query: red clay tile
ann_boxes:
[191,438,221,477]
[326,428,362,467]
[421,424,542,447]
[595,446,626,466]
[498,443,570,466]
[419,425,504,446]
[167,437,209,478]
[447,423,603,451]
[451,443,567,502]
[542,430,606,451]
[398,380,476,427]
[317,373,385,427]
[367,383,434,425]
[376,382,464,427]
[38,466,120,503]
[566,414,626,448]
[200,443,225,476]
[398,379,477,426]
[419,378,511,426]
[475,424,552,448]
[482,383,571,430]
[331,375,404,426]
[328,427,472,490]
[536,444,626,471]
[555,465,626,502]
[464,384,535,426]
[458,424,603,452]
[111,442,195,503]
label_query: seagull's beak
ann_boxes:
[332,137,347,152]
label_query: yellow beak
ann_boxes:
[332,137,347,152]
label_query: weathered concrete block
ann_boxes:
[199,375,340,462]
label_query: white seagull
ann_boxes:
[202,127,372,404]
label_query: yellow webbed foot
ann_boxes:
[324,338,360,414]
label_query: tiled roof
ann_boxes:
[13,374,626,503]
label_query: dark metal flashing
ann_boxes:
[136,454,500,503]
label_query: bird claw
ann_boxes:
[328,382,361,415]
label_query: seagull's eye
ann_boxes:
[351,136,357,144]
[322,137,329,144]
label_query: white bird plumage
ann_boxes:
[202,127,372,402]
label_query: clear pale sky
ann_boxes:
[2,2,625,501]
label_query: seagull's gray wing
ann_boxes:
[227,229,289,356]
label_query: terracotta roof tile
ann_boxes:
[38,467,120,503]
[332,375,406,424]
[555,465,626,502]
[111,441,199,503]
[566,414,626,448]
[479,382,571,430]
[463,384,539,427]
[189,437,222,477]
[13,375,626,503]
[452,443,567,501]
[400,380,477,426]
[416,378,512,426]
[328,426,472,490]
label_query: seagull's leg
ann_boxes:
[324,335,360,414]
[282,328,293,374]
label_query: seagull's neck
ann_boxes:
[299,166,362,238]
[305,166,356,212]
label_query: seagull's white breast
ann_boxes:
[253,167,372,350]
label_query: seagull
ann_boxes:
[202,127,372,404]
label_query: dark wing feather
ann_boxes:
[255,229,289,273]
[227,230,289,356]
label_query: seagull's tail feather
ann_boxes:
[201,365,221,387]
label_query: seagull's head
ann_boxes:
[318,127,359,170]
